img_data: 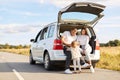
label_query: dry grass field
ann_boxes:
[0,47,120,71]
[96,47,120,71]
[0,48,29,56]
[100,47,120,55]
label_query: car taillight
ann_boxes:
[95,40,100,50]
[53,39,63,50]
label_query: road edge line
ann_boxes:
[12,69,24,80]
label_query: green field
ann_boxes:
[0,47,120,71]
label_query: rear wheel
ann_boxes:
[29,51,36,64]
[44,52,52,70]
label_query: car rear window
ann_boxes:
[61,12,97,22]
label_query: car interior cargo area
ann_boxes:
[59,24,97,54]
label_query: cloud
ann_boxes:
[96,0,120,7]
[0,0,120,7]
[39,0,44,4]
[0,8,41,17]
[0,24,42,33]
[0,0,46,5]
[49,0,120,8]
[19,12,41,16]
[96,16,120,28]
[97,24,120,28]
[49,0,80,8]
[104,16,120,21]
[0,0,37,3]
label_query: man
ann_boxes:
[61,28,77,74]
[61,28,90,74]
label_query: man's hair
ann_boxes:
[70,28,77,31]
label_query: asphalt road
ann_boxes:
[0,52,120,80]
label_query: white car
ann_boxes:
[30,2,105,70]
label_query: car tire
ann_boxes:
[29,51,36,64]
[44,52,52,70]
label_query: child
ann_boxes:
[71,41,83,73]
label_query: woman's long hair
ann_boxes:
[81,28,88,35]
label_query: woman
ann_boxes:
[77,28,95,73]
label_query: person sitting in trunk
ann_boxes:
[61,28,91,74]
[77,28,95,73]
[61,28,77,74]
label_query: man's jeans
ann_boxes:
[63,46,72,69]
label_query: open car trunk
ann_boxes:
[58,2,106,27]
[59,24,96,54]
[57,2,105,53]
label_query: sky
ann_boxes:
[0,0,120,45]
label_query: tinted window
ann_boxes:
[61,12,97,22]
[40,27,48,40]
[34,30,42,42]
[48,25,55,38]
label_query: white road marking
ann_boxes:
[12,69,24,80]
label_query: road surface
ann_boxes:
[0,52,120,80]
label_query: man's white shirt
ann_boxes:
[62,31,77,45]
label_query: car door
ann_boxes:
[36,27,48,58]
[32,30,42,58]
[46,24,56,50]
[58,2,106,26]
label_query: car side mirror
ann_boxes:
[30,39,35,42]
